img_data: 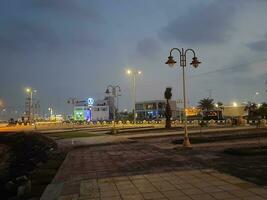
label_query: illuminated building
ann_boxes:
[135,100,179,120]
[74,98,110,121]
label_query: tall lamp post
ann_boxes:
[126,69,142,124]
[165,48,201,148]
[25,88,37,123]
[105,85,121,122]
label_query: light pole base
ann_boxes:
[183,137,192,148]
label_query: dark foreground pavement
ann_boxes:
[41,135,267,200]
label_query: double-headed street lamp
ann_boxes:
[126,68,142,124]
[105,85,121,122]
[165,48,201,148]
[25,87,37,122]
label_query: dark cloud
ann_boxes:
[159,1,237,45]
[247,34,267,52]
[0,0,103,54]
[136,38,162,60]
[0,19,58,53]
[29,0,100,20]
[0,19,102,54]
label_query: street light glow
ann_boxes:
[126,69,132,75]
[26,88,31,93]
[233,102,238,107]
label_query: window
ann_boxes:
[145,103,156,110]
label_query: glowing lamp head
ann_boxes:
[138,70,142,75]
[126,69,132,75]
[233,102,238,107]
[26,88,31,93]
[190,57,201,68]
[165,55,176,67]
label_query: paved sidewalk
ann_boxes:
[41,140,267,200]
[42,169,267,200]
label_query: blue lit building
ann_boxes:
[135,100,178,120]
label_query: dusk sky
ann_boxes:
[1,0,267,117]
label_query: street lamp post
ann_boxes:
[26,88,37,123]
[126,69,142,124]
[106,85,121,123]
[165,48,201,148]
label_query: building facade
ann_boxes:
[74,98,110,121]
[223,105,247,117]
[135,100,178,120]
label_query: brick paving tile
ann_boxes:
[162,190,186,198]
[209,180,229,186]
[101,197,122,200]
[119,189,141,196]
[175,183,195,190]
[209,191,238,199]
[100,190,120,197]
[189,194,217,200]
[228,189,256,198]
[241,196,267,200]
[248,187,267,196]
[151,184,177,192]
[142,192,165,199]
[41,141,267,200]
[136,186,158,193]
[61,182,81,196]
[182,187,205,195]
[120,194,144,200]
[165,196,192,200]
[218,184,243,191]
[59,194,79,200]
[129,175,146,180]
[200,186,223,193]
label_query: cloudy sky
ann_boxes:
[0,0,267,117]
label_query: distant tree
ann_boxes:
[244,102,258,119]
[164,87,172,128]
[217,102,224,109]
[198,98,215,111]
[258,103,267,118]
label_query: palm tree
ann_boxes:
[217,102,224,109]
[198,98,215,111]
[164,87,172,128]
